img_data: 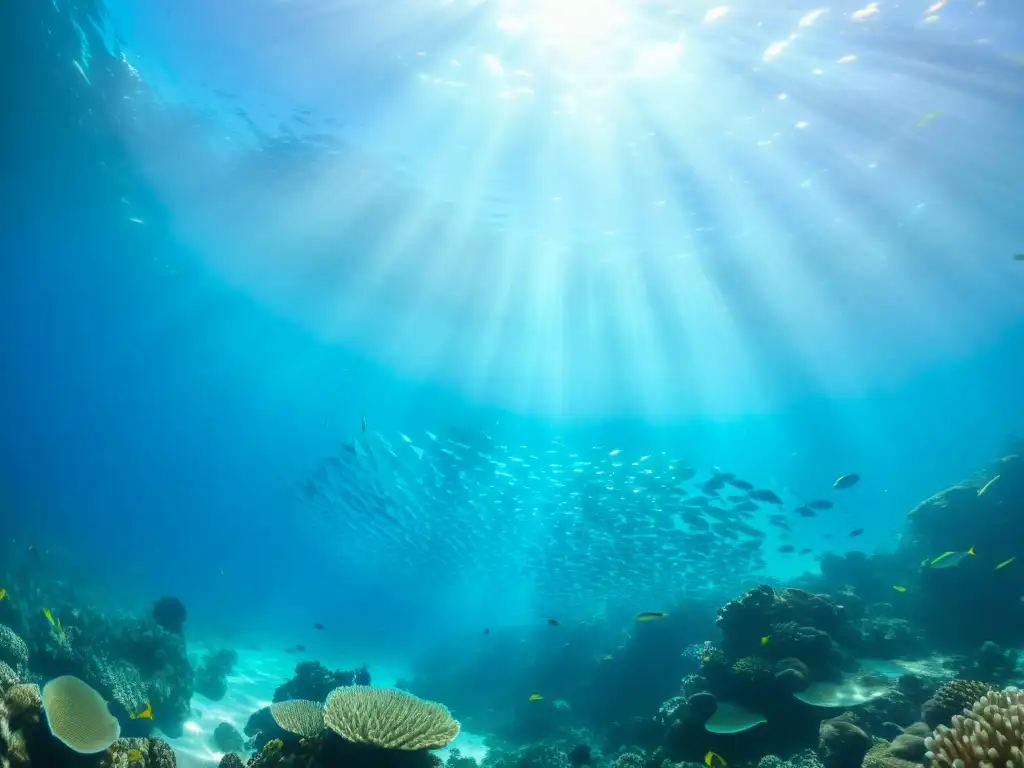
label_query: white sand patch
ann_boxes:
[163,642,487,767]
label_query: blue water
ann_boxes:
[2,0,1023,676]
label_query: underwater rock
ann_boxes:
[217,755,245,768]
[817,716,870,768]
[567,744,593,768]
[685,692,717,723]
[273,661,355,703]
[195,648,238,701]
[447,747,480,768]
[862,741,922,768]
[888,732,927,761]
[243,706,290,752]
[213,721,244,754]
[895,675,936,709]
[151,597,187,636]
[774,658,811,693]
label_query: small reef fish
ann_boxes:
[807,500,834,510]
[848,528,864,537]
[978,475,1001,496]
[636,612,668,621]
[528,693,544,701]
[927,547,975,569]
[483,628,490,635]
[833,474,860,490]
[603,654,614,661]
[760,635,771,645]
[794,507,817,517]
[130,702,153,720]
[778,545,795,553]
[996,557,1016,570]
[361,416,367,433]
[313,622,326,631]
[0,588,6,601]
[892,585,907,593]
[547,618,560,626]
[1015,254,1024,261]
[916,111,941,127]
[749,489,783,504]
[705,752,727,768]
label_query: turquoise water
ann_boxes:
[2,0,1023,687]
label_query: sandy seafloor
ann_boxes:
[171,643,489,768]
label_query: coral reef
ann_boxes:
[0,668,175,767]
[225,684,460,768]
[273,661,355,704]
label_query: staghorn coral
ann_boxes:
[925,687,1024,768]
[324,686,459,750]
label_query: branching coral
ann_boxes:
[925,687,1024,768]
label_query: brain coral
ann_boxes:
[324,686,459,750]
[925,687,1024,768]
[923,681,991,730]
[42,675,121,754]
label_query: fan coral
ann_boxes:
[324,686,459,750]
[925,687,1024,768]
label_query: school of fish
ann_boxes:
[294,427,861,614]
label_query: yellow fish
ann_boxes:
[130,702,153,720]
[978,475,1001,496]
[528,693,543,702]
[603,655,614,661]
[636,612,668,621]
[760,635,771,646]
[127,748,143,763]
[705,752,727,768]
[43,608,55,625]
[0,588,6,601]
[892,586,906,593]
[917,111,941,127]
[996,557,1016,570]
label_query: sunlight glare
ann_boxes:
[498,0,630,52]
